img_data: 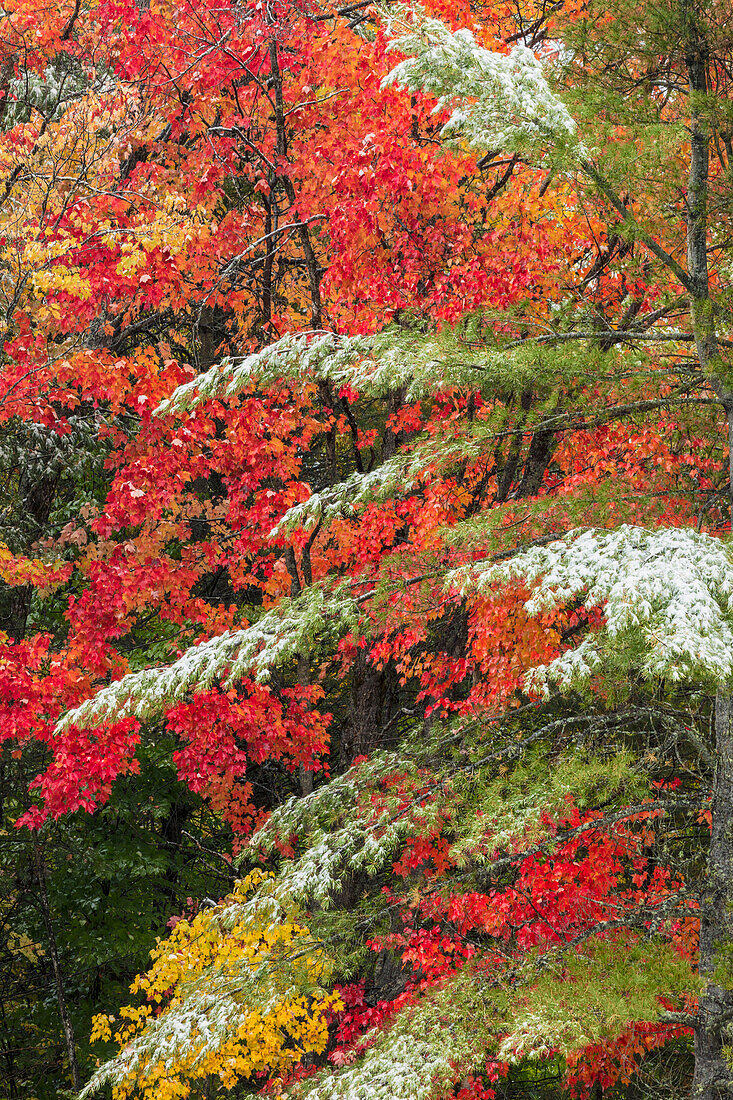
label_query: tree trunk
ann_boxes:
[340,646,383,770]
[691,691,733,1099]
[683,18,733,1087]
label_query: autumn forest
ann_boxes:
[0,0,732,1097]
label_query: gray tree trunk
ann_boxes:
[691,692,733,1099]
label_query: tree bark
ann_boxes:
[679,9,733,1094]
[340,645,384,770]
[691,691,733,1100]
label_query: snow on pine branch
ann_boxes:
[155,328,509,419]
[448,525,733,695]
[156,331,377,416]
[58,585,359,732]
[241,756,440,908]
[272,410,535,537]
[381,5,577,154]
[291,967,492,1100]
[272,430,476,537]
[296,1036,467,1100]
[271,457,414,537]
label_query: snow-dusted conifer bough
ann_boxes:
[58,586,359,732]
[380,3,577,154]
[449,525,733,695]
